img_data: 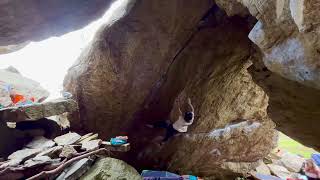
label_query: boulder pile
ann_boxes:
[249,149,320,180]
[0,132,130,180]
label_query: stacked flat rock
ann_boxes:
[0,99,78,122]
[0,132,130,179]
[250,149,307,180]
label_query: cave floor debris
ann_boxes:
[0,98,130,179]
[243,148,320,180]
[0,132,130,180]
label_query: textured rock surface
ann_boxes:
[216,0,320,151]
[80,157,141,180]
[249,60,320,151]
[0,68,49,107]
[64,0,214,136]
[0,0,113,46]
[0,99,78,122]
[64,1,276,178]
[54,132,81,146]
[25,136,55,149]
[57,158,94,180]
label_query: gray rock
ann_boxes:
[280,152,305,172]
[5,66,21,74]
[0,0,113,46]
[268,164,291,179]
[81,139,102,151]
[25,136,55,149]
[8,148,42,161]
[59,145,77,158]
[54,132,81,146]
[24,156,60,168]
[80,158,141,180]
[36,146,63,158]
[56,158,94,180]
[76,133,93,143]
[78,133,98,144]
[255,161,271,175]
[0,158,22,169]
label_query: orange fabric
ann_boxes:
[11,94,26,104]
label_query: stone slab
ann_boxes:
[0,99,78,122]
[25,136,55,149]
[56,157,94,180]
[54,132,81,146]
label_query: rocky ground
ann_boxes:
[0,132,132,180]
[248,149,309,180]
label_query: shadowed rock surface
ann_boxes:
[215,0,320,151]
[0,0,114,46]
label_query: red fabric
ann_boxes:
[11,94,26,104]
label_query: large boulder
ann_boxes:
[80,157,141,180]
[214,0,320,151]
[64,0,215,137]
[64,1,277,178]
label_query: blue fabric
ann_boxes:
[141,170,180,178]
[143,178,183,180]
[141,170,198,180]
[110,138,127,146]
[312,153,320,166]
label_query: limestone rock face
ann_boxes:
[0,0,113,46]
[64,1,276,177]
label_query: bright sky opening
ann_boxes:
[0,0,128,100]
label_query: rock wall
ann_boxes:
[64,0,215,137]
[64,1,277,177]
[249,56,320,151]
[216,0,320,151]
